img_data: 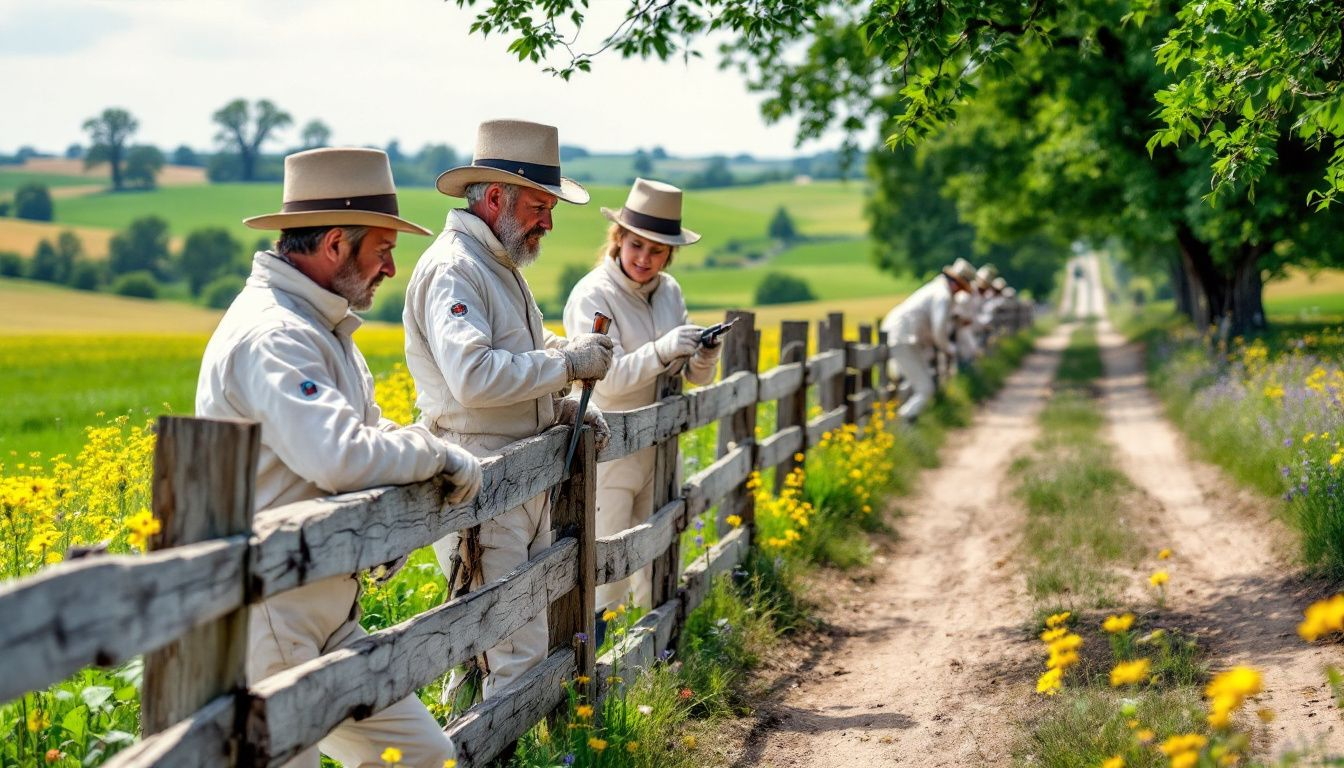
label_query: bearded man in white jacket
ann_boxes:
[197,148,482,767]
[403,120,614,699]
[881,257,977,422]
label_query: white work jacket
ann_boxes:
[881,275,956,354]
[562,256,715,413]
[403,209,571,453]
[196,251,450,513]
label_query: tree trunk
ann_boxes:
[1169,256,1192,319]
[241,148,256,182]
[110,144,124,192]
[1227,248,1268,336]
[1174,223,1223,331]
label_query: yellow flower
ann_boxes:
[1331,451,1344,468]
[1171,752,1198,768]
[443,762,456,768]
[575,704,594,719]
[1135,728,1155,744]
[26,709,50,732]
[726,514,742,528]
[1036,667,1063,695]
[1160,734,1207,755]
[1039,627,1067,642]
[1149,570,1169,587]
[602,609,618,622]
[380,747,402,765]
[793,452,805,462]
[1158,548,1172,560]
[1102,757,1124,768]
[1045,611,1072,628]
[1205,666,1263,701]
[626,741,640,753]
[682,734,697,749]
[575,675,591,685]
[588,737,607,752]
[1102,614,1135,634]
[1264,384,1284,401]
[1109,658,1152,687]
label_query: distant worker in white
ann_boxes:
[563,178,721,624]
[197,148,482,768]
[881,257,977,422]
[980,275,1009,341]
[403,119,614,699]
[954,263,998,362]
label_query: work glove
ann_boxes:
[442,442,483,505]
[556,396,611,452]
[692,340,723,366]
[563,332,615,381]
[655,325,703,365]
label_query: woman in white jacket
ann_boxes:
[563,178,721,618]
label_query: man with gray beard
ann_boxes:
[403,119,613,700]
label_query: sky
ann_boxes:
[0,0,853,159]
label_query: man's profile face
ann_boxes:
[509,186,558,254]
[332,226,397,311]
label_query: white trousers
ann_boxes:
[433,491,552,699]
[248,576,455,768]
[595,447,656,612]
[890,342,936,420]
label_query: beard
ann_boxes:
[495,205,546,268]
[330,253,380,311]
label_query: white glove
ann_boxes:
[655,325,703,365]
[441,442,483,505]
[692,341,722,366]
[563,333,615,381]
[556,396,611,452]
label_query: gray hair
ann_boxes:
[276,225,369,258]
[464,181,519,211]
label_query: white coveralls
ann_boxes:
[953,290,982,363]
[197,252,456,768]
[403,209,573,698]
[562,256,718,611]
[880,275,955,420]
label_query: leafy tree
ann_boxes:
[0,201,10,217]
[111,271,159,299]
[65,144,83,160]
[172,145,201,167]
[557,263,588,304]
[55,231,84,281]
[29,240,60,283]
[300,119,332,150]
[385,139,404,163]
[559,145,590,161]
[83,108,138,191]
[179,227,241,296]
[687,156,733,189]
[767,206,798,243]
[13,183,53,221]
[212,99,292,182]
[69,259,104,291]
[124,145,165,189]
[633,149,653,176]
[109,216,171,279]
[651,146,668,160]
[754,272,815,305]
[0,253,23,278]
[202,275,243,309]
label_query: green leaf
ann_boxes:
[62,707,87,744]
[80,686,113,711]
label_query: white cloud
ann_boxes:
[0,0,850,158]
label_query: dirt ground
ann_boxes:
[726,256,1344,765]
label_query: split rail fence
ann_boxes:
[0,303,1032,767]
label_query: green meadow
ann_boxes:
[0,171,96,193]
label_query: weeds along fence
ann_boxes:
[0,303,1032,768]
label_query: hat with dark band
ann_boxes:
[436,119,589,204]
[942,257,977,289]
[602,178,700,246]
[243,147,431,235]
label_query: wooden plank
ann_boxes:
[805,407,848,446]
[598,396,688,463]
[757,361,803,401]
[847,341,883,371]
[143,417,259,738]
[594,598,680,700]
[548,429,596,700]
[820,312,846,412]
[103,694,237,768]
[251,428,568,599]
[650,372,685,616]
[680,527,750,616]
[758,427,804,472]
[244,538,579,766]
[775,321,810,494]
[714,310,758,534]
[595,499,684,586]
[850,390,876,426]
[804,349,844,383]
[683,443,753,518]
[445,650,576,768]
[683,369,758,431]
[0,539,246,706]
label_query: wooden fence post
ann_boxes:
[714,310,758,535]
[650,372,683,612]
[142,417,260,748]
[876,328,893,410]
[853,324,874,425]
[550,428,597,700]
[820,312,845,414]
[774,320,809,495]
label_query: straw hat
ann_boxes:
[243,148,430,235]
[976,263,999,287]
[436,119,589,204]
[942,257,977,289]
[992,276,1008,291]
[601,178,701,246]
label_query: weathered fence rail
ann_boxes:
[0,302,1034,768]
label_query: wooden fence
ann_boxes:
[0,302,1032,768]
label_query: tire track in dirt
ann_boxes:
[734,327,1070,767]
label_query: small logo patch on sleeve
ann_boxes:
[299,380,320,399]
[450,302,469,318]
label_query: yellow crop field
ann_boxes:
[0,219,117,259]
[0,279,223,334]
[7,157,207,186]
[1266,268,1344,298]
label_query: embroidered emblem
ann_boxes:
[299,380,319,399]
[450,302,469,318]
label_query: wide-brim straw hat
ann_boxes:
[601,177,701,246]
[942,257,977,289]
[976,263,999,288]
[436,119,589,204]
[992,276,1008,291]
[244,148,431,235]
